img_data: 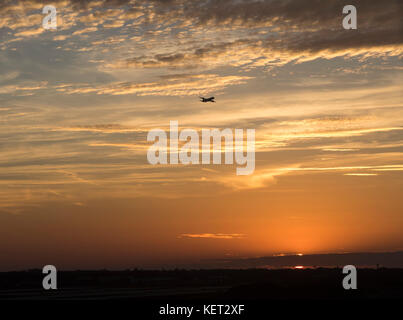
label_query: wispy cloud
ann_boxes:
[54,74,252,96]
[344,173,379,176]
[179,233,246,239]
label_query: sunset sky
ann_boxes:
[0,0,402,270]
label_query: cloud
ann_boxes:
[14,28,44,37]
[56,74,253,96]
[107,40,260,70]
[108,37,403,72]
[220,251,403,268]
[179,233,246,239]
[99,0,403,71]
[282,164,403,174]
[267,127,403,141]
[2,0,401,71]
[54,124,146,133]
[213,167,287,190]
[103,20,125,28]
[0,81,48,95]
[0,0,402,213]
[53,34,69,40]
[344,173,378,176]
[179,0,401,30]
[322,148,358,152]
[72,26,98,35]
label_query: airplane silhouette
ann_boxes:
[199,96,215,103]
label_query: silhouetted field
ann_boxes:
[1,268,402,300]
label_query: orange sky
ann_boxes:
[0,0,402,270]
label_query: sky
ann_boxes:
[0,0,402,270]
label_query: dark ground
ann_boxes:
[0,268,402,300]
[1,269,402,318]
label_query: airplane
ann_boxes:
[199,96,216,103]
